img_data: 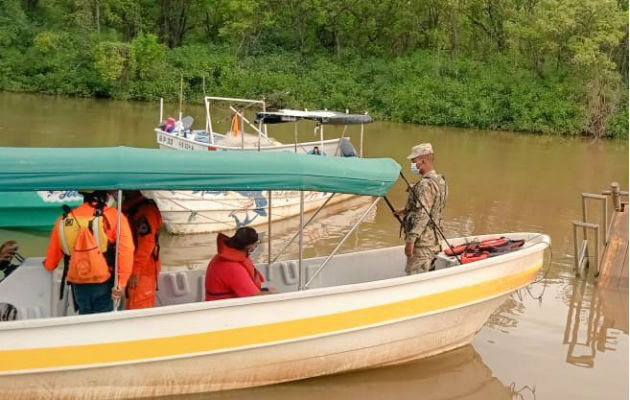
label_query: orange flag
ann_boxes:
[231,114,239,137]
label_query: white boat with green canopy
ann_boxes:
[0,146,549,399]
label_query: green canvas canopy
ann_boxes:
[0,147,400,196]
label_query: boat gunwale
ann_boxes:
[0,232,549,332]
[155,128,348,150]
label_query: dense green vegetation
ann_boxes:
[0,0,627,138]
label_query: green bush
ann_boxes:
[1,42,626,138]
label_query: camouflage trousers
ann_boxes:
[405,238,441,275]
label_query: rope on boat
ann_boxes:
[153,194,232,226]
[517,234,554,302]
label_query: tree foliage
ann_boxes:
[0,0,627,138]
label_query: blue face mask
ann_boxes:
[410,162,420,175]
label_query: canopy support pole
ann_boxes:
[320,124,324,155]
[360,123,364,158]
[159,98,163,124]
[113,189,123,312]
[267,191,272,280]
[205,97,214,139]
[240,111,245,150]
[298,192,305,291]
[229,106,271,141]
[304,196,380,289]
[262,99,268,137]
[178,74,183,123]
[270,193,336,264]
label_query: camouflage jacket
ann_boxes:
[403,170,448,242]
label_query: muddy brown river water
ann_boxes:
[0,92,627,399]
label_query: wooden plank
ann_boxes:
[598,207,629,290]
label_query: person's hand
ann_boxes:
[404,240,414,257]
[0,241,18,262]
[111,285,125,302]
[127,274,139,289]
[394,209,405,217]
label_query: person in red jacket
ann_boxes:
[122,191,163,309]
[44,190,134,314]
[205,227,266,301]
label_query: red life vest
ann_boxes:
[205,233,264,300]
[444,237,525,264]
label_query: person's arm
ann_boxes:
[43,218,63,271]
[128,208,161,287]
[404,181,438,249]
[115,214,135,289]
[224,263,262,298]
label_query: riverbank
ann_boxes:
[1,47,627,139]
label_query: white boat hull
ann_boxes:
[156,129,350,155]
[0,233,550,399]
[3,298,501,399]
[153,130,358,234]
[144,190,354,235]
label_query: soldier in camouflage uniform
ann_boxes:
[397,143,448,274]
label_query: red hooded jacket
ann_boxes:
[205,233,264,301]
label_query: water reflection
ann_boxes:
[156,346,521,400]
[563,278,628,368]
[486,295,527,333]
[1,92,627,399]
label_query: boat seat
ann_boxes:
[157,269,205,306]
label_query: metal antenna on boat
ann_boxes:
[178,74,184,122]
[399,172,461,264]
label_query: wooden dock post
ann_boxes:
[572,182,628,286]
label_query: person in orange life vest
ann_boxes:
[43,190,134,314]
[205,227,271,300]
[121,190,162,309]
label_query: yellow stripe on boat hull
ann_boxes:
[1,264,541,373]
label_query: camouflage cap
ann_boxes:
[406,143,433,159]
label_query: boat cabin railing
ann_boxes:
[204,96,268,145]
[228,106,273,150]
[160,95,370,157]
